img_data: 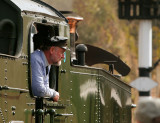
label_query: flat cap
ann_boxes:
[33,33,69,50]
[49,36,69,50]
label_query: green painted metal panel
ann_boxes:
[99,70,131,123]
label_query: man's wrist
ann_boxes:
[52,91,59,98]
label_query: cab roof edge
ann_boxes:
[32,0,68,23]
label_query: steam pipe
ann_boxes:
[35,98,44,123]
[67,16,83,61]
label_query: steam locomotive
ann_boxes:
[0,0,131,123]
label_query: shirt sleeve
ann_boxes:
[31,54,58,98]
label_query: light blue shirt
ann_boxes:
[31,50,57,98]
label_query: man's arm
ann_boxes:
[31,53,59,100]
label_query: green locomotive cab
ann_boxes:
[0,0,132,123]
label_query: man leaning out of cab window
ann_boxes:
[31,35,68,102]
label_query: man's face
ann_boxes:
[49,46,66,66]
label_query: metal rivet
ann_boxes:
[4,93,7,97]
[11,106,16,110]
[12,111,15,115]
[4,69,7,72]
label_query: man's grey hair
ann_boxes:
[135,97,160,123]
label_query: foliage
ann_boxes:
[73,0,139,82]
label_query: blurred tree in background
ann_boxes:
[73,0,139,83]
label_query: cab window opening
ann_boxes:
[30,23,59,97]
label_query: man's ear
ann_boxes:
[50,46,55,54]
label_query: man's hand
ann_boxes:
[53,92,59,102]
[53,95,59,102]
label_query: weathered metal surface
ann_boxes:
[11,0,59,18]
